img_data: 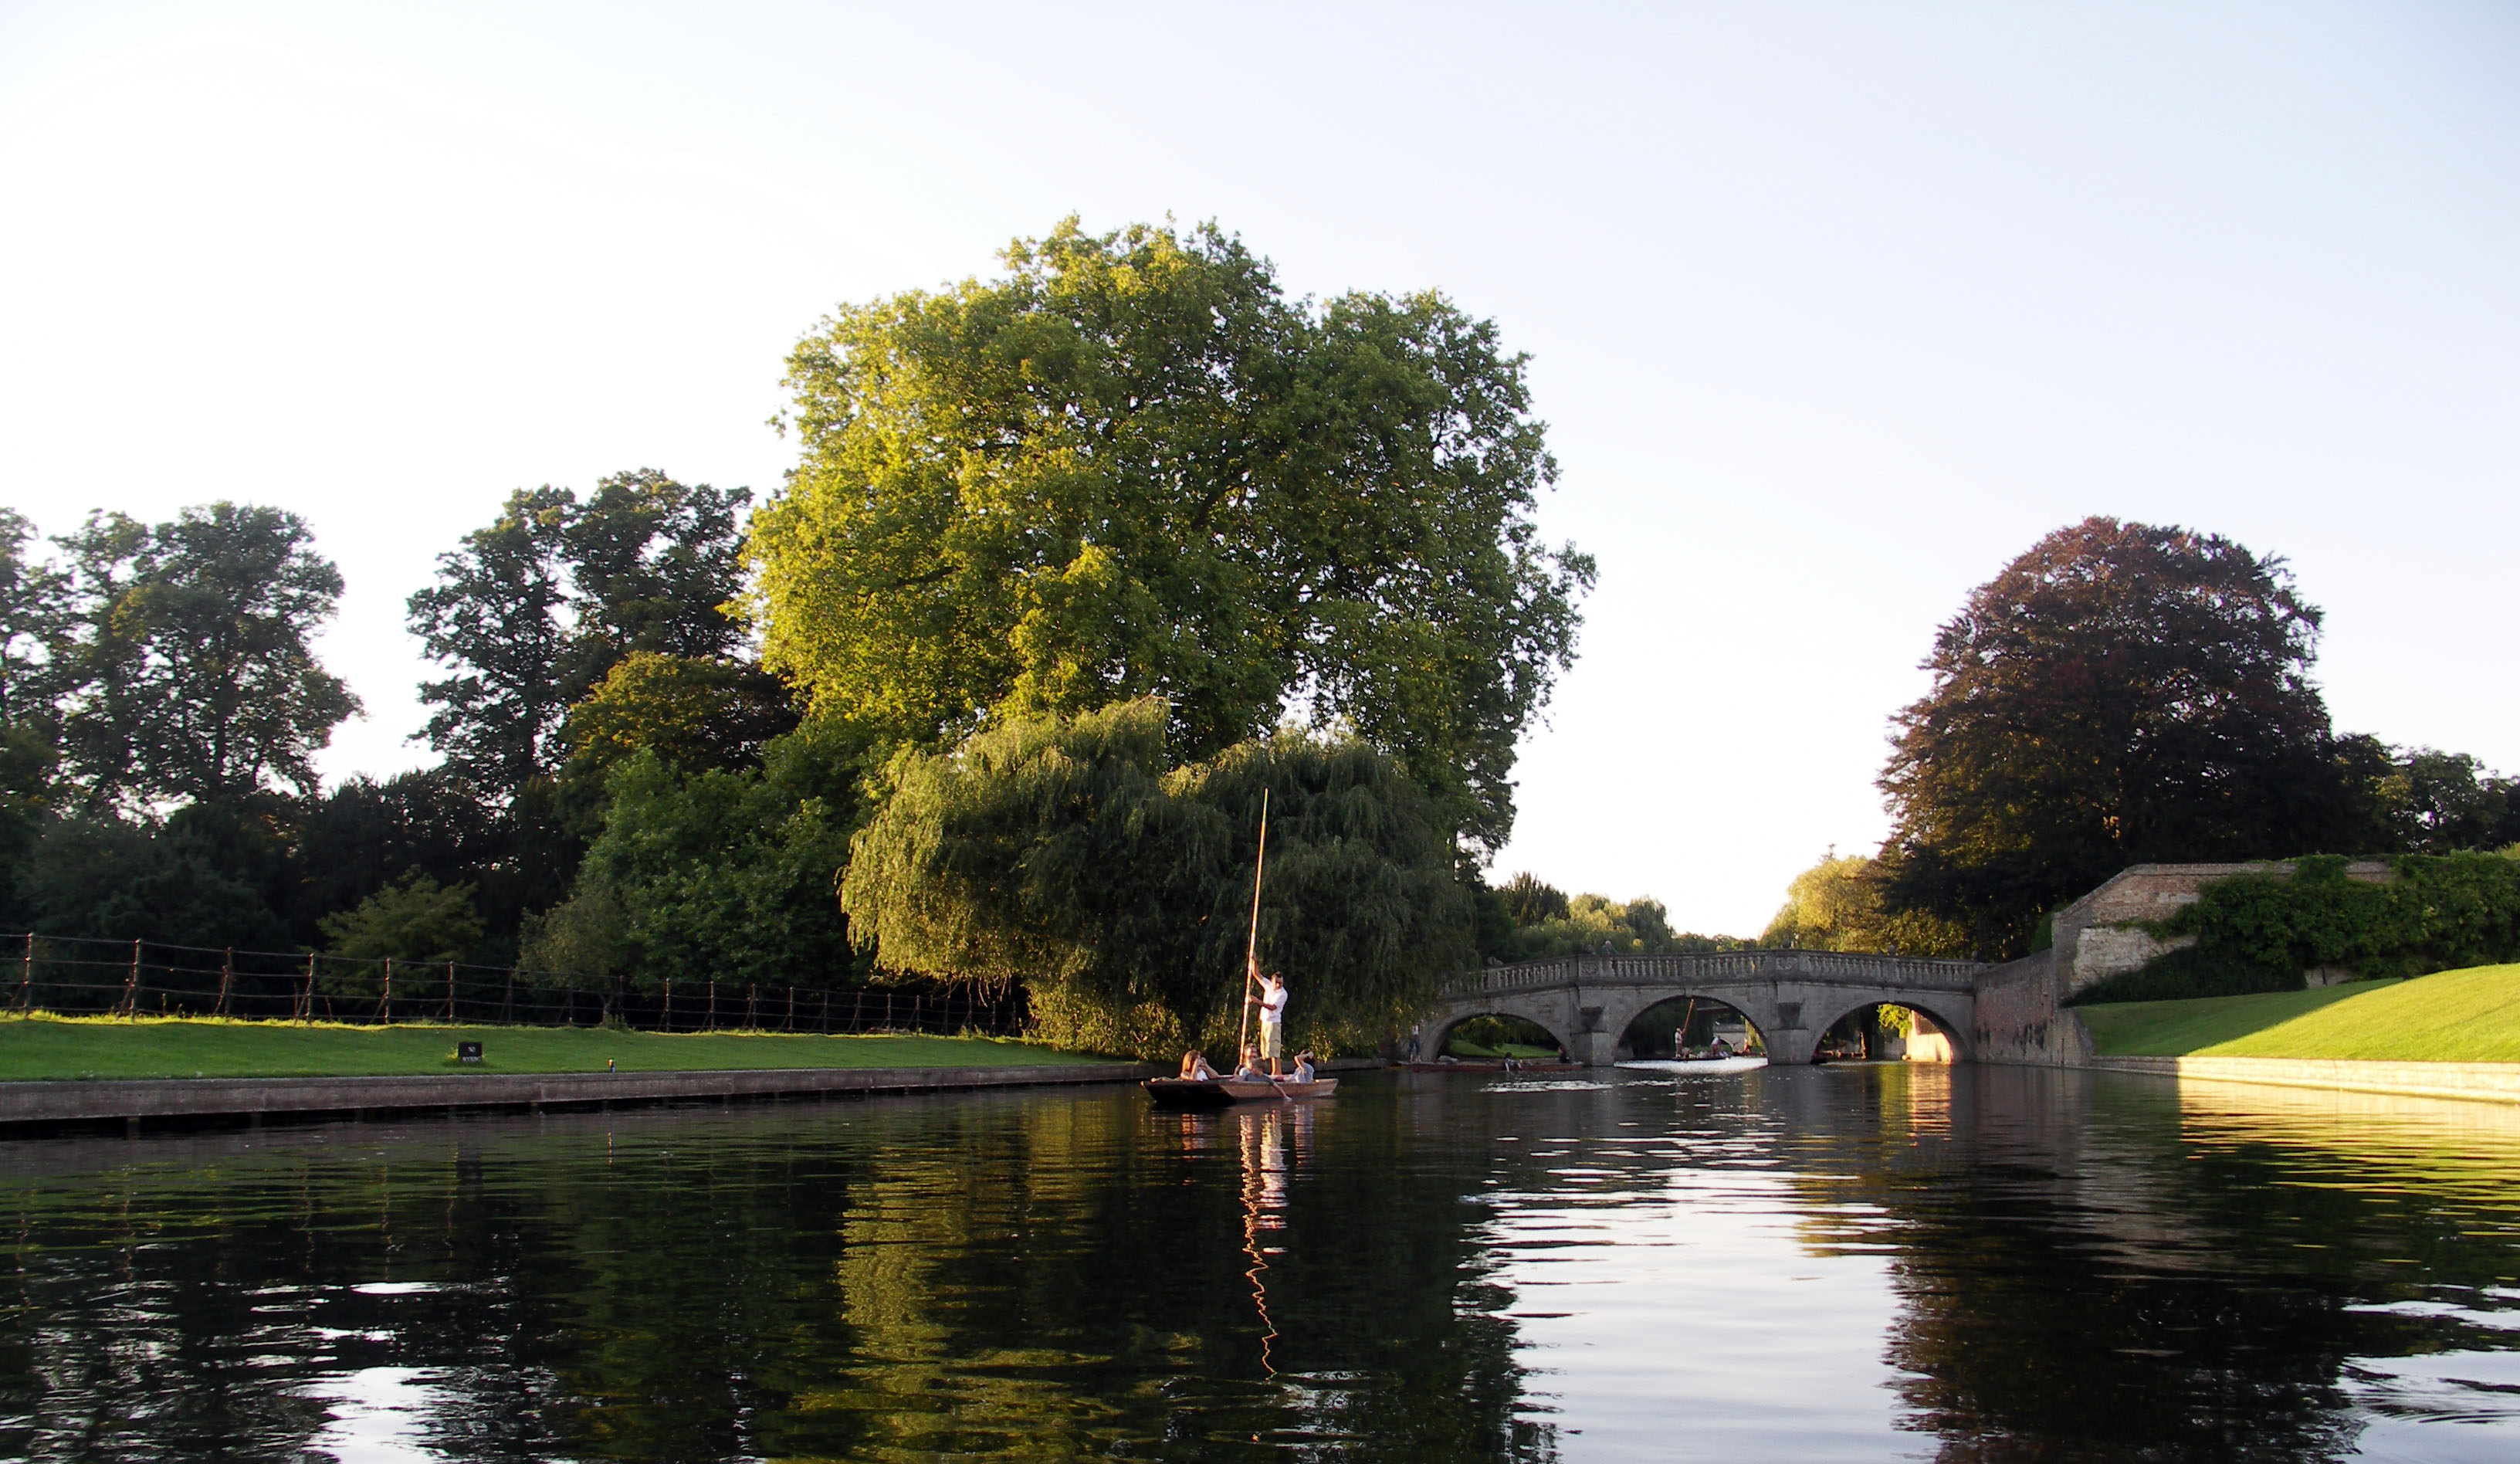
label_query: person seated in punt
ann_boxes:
[1234,1045,1269,1082]
[1286,1051,1316,1083]
[1180,1050,1220,1080]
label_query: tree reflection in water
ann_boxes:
[0,1069,2509,1460]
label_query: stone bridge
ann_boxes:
[1421,951,1987,1066]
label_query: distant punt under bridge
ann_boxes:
[1421,951,1987,1066]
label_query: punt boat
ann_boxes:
[1142,1076,1340,1108]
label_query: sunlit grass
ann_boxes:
[2079,964,2520,1062]
[0,1012,1114,1081]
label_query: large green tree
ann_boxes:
[410,471,753,798]
[841,697,1472,1058]
[1877,517,2368,956]
[52,503,357,807]
[750,219,1592,849]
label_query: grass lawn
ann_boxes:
[2078,963,2520,1062]
[0,1015,1118,1082]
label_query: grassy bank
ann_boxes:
[2078,964,2520,1062]
[0,1015,1113,1082]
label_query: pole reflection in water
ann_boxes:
[0,1067,2515,1460]
[1232,1102,1312,1378]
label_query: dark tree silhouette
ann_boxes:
[1878,517,2368,957]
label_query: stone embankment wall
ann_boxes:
[1969,860,2395,1067]
[1970,947,2093,1066]
[2047,861,2393,994]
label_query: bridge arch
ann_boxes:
[1426,1006,1575,1059]
[1807,998,1973,1062]
[1618,993,1765,1060]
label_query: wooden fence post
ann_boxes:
[215,948,233,1018]
[379,957,392,1025]
[706,980,716,1031]
[122,938,141,1019]
[503,966,516,1025]
[18,933,30,1016]
[786,986,795,1032]
[302,951,316,1022]
[661,979,673,1033]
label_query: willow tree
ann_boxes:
[750,219,1591,850]
[842,699,1471,1057]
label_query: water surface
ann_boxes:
[2,1065,2515,1461]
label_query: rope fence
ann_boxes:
[0,933,1025,1038]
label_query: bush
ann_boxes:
[2068,852,2520,1005]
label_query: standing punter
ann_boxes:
[1255,965,1291,1079]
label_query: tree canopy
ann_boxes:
[410,471,752,798]
[841,698,1472,1057]
[750,219,1592,849]
[1877,517,2368,955]
[52,503,357,807]
[1761,852,1970,957]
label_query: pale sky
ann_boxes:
[3,2,2515,936]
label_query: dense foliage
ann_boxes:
[751,219,1592,849]
[1882,518,2405,957]
[410,470,753,800]
[51,504,357,808]
[1761,853,1971,957]
[522,720,865,992]
[842,698,1471,1057]
[1456,871,1744,961]
[2068,853,2520,1005]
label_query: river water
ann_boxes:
[1,1064,2515,1462]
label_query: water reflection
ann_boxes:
[1234,1103,1309,1377]
[0,1067,2510,1459]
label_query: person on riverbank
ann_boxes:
[1256,971,1290,1078]
[1180,1050,1220,1080]
[1405,1023,1423,1062]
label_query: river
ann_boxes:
[0,1063,2514,1461]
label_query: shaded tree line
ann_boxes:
[0,217,1600,1045]
[1770,517,2520,962]
[0,473,846,1002]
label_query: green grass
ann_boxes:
[1445,1040,1556,1059]
[2078,963,2520,1062]
[0,1014,1117,1082]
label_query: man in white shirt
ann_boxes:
[1255,968,1290,1079]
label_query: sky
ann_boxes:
[2,1,2515,935]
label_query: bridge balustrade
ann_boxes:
[1427,949,1988,1067]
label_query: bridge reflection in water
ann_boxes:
[1422,951,1985,1066]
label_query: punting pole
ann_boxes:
[1237,787,1271,1056]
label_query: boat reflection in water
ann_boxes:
[1,1065,2516,1459]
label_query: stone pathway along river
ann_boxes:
[1,1063,2514,1460]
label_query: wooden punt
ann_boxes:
[1142,1076,1340,1108]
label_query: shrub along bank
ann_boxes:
[2078,963,2520,1062]
[0,1016,1110,1083]
[2070,852,2520,1005]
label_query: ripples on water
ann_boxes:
[0,1065,2514,1461]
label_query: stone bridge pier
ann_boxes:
[1417,951,1986,1066]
